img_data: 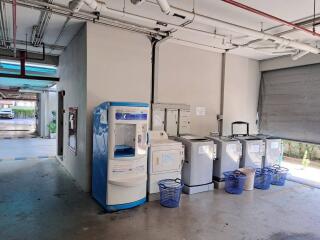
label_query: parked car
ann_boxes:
[0,108,15,119]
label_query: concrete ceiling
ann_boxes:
[1,0,320,60]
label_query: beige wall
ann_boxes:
[58,24,88,191]
[86,23,152,189]
[155,41,222,136]
[58,23,261,192]
[223,54,260,136]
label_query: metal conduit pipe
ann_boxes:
[0,2,9,47]
[10,0,166,36]
[67,0,229,43]
[144,0,320,54]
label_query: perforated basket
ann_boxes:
[158,179,183,208]
[223,170,247,195]
[254,168,273,190]
[268,165,289,186]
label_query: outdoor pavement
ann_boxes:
[0,118,36,138]
[283,158,320,188]
[0,138,56,160]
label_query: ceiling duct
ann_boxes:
[144,0,320,54]
[155,0,171,15]
[130,0,146,5]
[291,50,309,60]
[66,0,320,54]
[69,0,98,12]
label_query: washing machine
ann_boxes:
[174,135,216,194]
[255,134,282,167]
[231,121,265,169]
[207,135,242,181]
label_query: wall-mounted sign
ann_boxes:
[196,106,206,116]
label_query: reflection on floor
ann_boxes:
[1,158,320,240]
[0,138,56,160]
[283,157,320,188]
[0,118,36,139]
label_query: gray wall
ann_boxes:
[155,41,222,136]
[58,24,88,191]
[223,54,260,136]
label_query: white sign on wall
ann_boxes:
[196,107,206,116]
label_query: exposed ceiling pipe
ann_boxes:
[144,0,320,54]
[222,0,320,38]
[4,0,168,38]
[155,0,171,15]
[12,0,17,57]
[0,2,9,47]
[291,50,309,60]
[31,1,54,47]
[69,0,98,12]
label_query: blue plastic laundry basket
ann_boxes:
[268,165,289,186]
[158,179,183,208]
[254,168,273,190]
[223,171,247,195]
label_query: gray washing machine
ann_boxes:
[231,122,265,169]
[207,135,242,181]
[174,135,216,194]
[255,134,282,167]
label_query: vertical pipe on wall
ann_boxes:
[151,38,158,105]
[152,36,171,104]
[218,53,226,136]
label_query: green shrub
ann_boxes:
[12,108,35,118]
[283,140,320,161]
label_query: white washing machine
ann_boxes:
[255,134,283,167]
[236,136,265,168]
[231,121,265,169]
[174,135,216,194]
[148,131,184,200]
[207,135,242,181]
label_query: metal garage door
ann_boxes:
[258,64,320,144]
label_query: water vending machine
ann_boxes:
[92,102,149,212]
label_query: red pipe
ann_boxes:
[222,0,320,38]
[12,0,17,57]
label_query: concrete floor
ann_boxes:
[0,138,56,160]
[1,158,320,240]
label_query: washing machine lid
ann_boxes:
[236,136,262,141]
[149,138,182,147]
[179,135,209,142]
[210,136,240,143]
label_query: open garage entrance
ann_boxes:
[0,94,37,139]
[0,60,58,160]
